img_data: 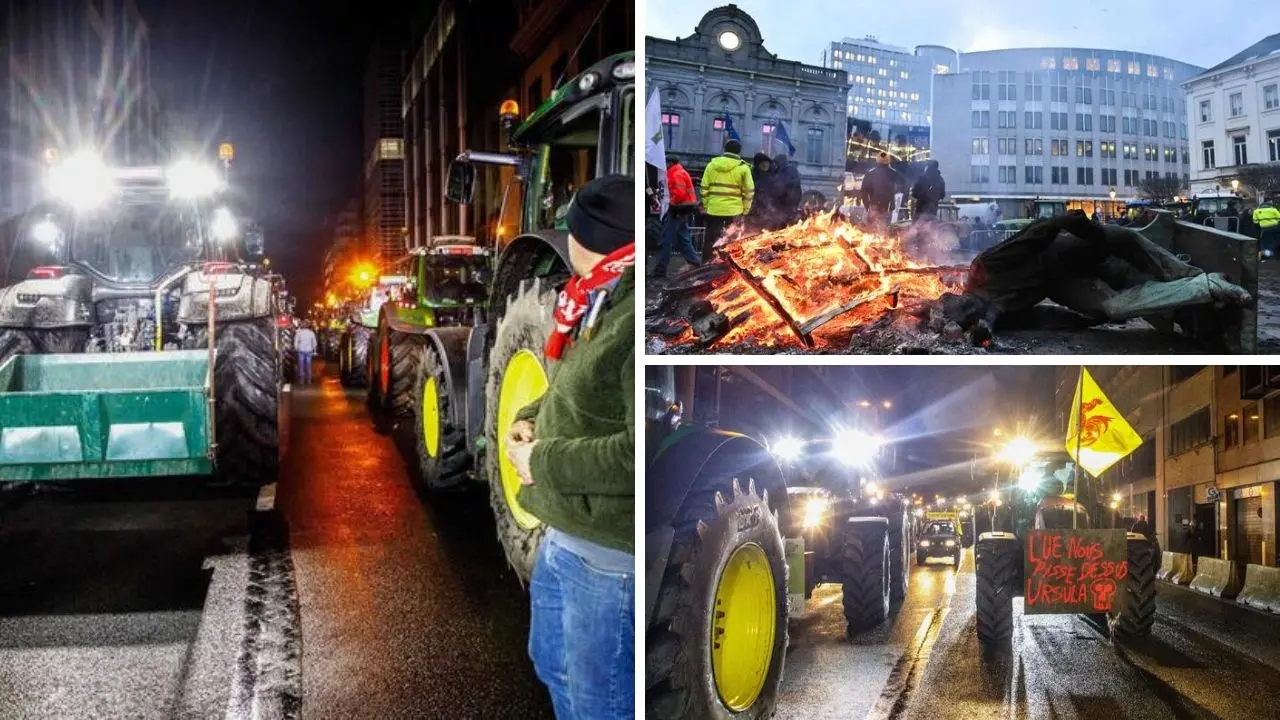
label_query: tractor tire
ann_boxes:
[187,319,280,487]
[887,503,910,602]
[341,327,371,388]
[484,279,557,582]
[646,478,788,720]
[377,324,426,417]
[413,333,471,490]
[279,325,296,383]
[841,517,891,633]
[0,327,88,368]
[975,535,1020,646]
[1116,537,1157,638]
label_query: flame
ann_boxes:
[683,213,966,350]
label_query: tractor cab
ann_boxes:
[1030,199,1067,220]
[1034,495,1092,530]
[444,52,635,255]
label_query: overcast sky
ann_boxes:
[646,0,1267,71]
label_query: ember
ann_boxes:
[659,212,967,350]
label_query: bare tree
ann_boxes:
[1137,175,1187,204]
[1234,163,1280,199]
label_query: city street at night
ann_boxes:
[779,547,1280,719]
[646,364,1280,719]
[0,363,552,719]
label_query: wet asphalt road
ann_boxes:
[0,359,553,719]
[778,547,1280,719]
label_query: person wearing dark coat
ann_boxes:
[910,160,946,219]
[748,152,776,229]
[859,152,901,226]
[772,153,803,227]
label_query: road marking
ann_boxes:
[255,483,276,512]
[867,606,948,719]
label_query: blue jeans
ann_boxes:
[529,531,634,719]
[652,212,699,275]
[297,351,313,384]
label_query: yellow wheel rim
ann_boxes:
[496,349,548,530]
[422,376,440,458]
[712,543,776,712]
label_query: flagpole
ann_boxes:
[1073,366,1084,529]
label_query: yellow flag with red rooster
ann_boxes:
[1066,367,1143,476]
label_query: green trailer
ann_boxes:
[0,350,214,481]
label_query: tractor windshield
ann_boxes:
[423,255,490,305]
[526,101,601,233]
[71,198,203,283]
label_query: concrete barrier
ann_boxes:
[1157,551,1194,584]
[1236,564,1280,614]
[1189,556,1242,599]
[1172,554,1195,585]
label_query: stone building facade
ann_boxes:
[645,5,849,203]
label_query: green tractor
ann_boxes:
[337,276,404,389]
[368,52,633,582]
[974,458,1158,646]
[0,153,281,486]
[644,366,911,719]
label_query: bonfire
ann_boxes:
[653,212,969,350]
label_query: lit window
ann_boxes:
[878,68,887,76]
[1147,64,1158,77]
[378,138,403,160]
[1063,57,1079,70]
[713,118,725,130]
[660,112,680,126]
[901,71,909,79]
[1107,59,1120,73]
[1041,57,1056,70]
[834,49,842,59]
[1085,58,1100,72]
[1128,61,1140,75]
[1163,68,1175,80]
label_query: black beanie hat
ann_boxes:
[567,174,634,254]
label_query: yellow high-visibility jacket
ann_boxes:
[700,152,754,217]
[1254,205,1280,229]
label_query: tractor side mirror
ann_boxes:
[446,159,476,205]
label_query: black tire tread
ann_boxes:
[842,519,891,632]
[1116,539,1157,638]
[187,319,280,487]
[975,537,1020,645]
[385,330,426,416]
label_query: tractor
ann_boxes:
[974,457,1158,646]
[336,275,404,389]
[644,366,911,719]
[370,51,633,582]
[0,152,281,487]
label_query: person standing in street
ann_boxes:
[1253,199,1280,260]
[504,174,635,720]
[699,138,754,263]
[773,153,802,228]
[910,159,946,221]
[651,155,701,279]
[860,152,901,227]
[294,322,318,385]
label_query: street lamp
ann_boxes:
[1231,179,1240,194]
[1109,187,1116,201]
[996,437,1037,466]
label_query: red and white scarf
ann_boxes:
[545,243,635,359]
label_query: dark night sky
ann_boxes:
[135,1,421,306]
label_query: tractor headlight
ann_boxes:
[945,539,956,547]
[919,539,931,547]
[167,159,222,198]
[832,430,881,467]
[47,151,111,209]
[210,207,238,241]
[30,219,61,246]
[802,497,829,529]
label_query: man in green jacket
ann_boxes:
[504,174,634,720]
[699,138,754,263]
